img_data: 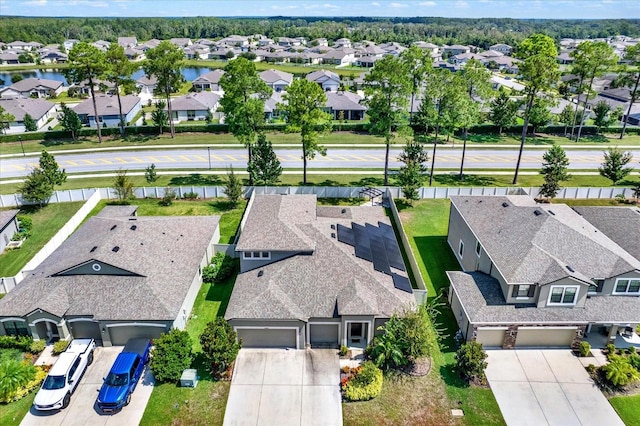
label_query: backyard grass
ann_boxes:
[0,392,36,426]
[397,199,505,426]
[609,394,640,426]
[0,201,84,276]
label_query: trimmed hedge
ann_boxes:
[0,335,33,351]
[343,361,383,402]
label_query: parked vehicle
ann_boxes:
[96,338,151,412]
[33,339,96,411]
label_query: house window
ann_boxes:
[512,285,534,298]
[475,241,481,257]
[458,240,464,258]
[613,278,640,295]
[589,279,605,294]
[548,286,579,305]
[3,320,30,337]
[187,110,195,120]
[243,251,270,260]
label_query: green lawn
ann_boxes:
[0,392,36,426]
[397,199,505,425]
[609,394,640,426]
[0,202,84,276]
[139,268,236,426]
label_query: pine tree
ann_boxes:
[59,103,82,140]
[599,147,634,185]
[224,167,243,208]
[539,144,571,199]
[145,163,158,184]
[247,133,282,185]
[396,140,429,203]
[489,91,517,135]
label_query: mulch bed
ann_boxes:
[402,357,431,377]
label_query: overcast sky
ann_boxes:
[1,0,638,19]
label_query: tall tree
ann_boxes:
[489,91,518,135]
[280,79,332,185]
[599,147,634,185]
[219,57,272,185]
[539,144,571,200]
[143,41,185,138]
[151,100,168,133]
[396,139,429,203]
[58,103,82,140]
[23,113,37,132]
[571,41,617,142]
[247,133,282,185]
[557,104,575,137]
[39,150,67,187]
[527,98,553,135]
[103,43,137,137]
[618,44,640,140]
[224,167,243,208]
[415,68,464,186]
[400,45,432,124]
[65,42,107,143]
[512,34,560,184]
[0,105,15,134]
[458,59,493,180]
[592,100,612,133]
[363,55,412,185]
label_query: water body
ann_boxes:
[0,67,215,87]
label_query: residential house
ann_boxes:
[334,38,352,49]
[263,91,285,121]
[557,51,574,64]
[7,41,31,51]
[259,69,293,92]
[117,37,138,48]
[0,206,220,346]
[258,38,275,48]
[312,38,329,47]
[486,56,520,73]
[446,195,640,349]
[451,52,484,65]
[278,37,304,48]
[356,56,383,68]
[490,75,525,92]
[183,46,209,60]
[170,38,193,48]
[413,41,439,54]
[489,43,513,55]
[124,48,145,61]
[443,44,471,56]
[0,210,20,253]
[225,194,415,349]
[136,75,157,99]
[0,78,63,99]
[40,50,68,64]
[289,51,323,65]
[169,92,220,123]
[322,48,356,66]
[191,70,225,92]
[71,79,116,96]
[63,39,80,51]
[74,94,141,127]
[0,97,57,133]
[217,35,249,48]
[92,40,111,52]
[324,91,367,120]
[139,39,162,51]
[306,69,341,92]
[0,53,20,65]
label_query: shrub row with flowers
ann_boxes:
[340,362,383,402]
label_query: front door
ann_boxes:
[348,322,366,348]
[45,321,60,341]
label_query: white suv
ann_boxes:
[33,339,95,410]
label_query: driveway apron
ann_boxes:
[224,349,342,426]
[485,349,624,426]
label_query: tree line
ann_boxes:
[1,16,639,48]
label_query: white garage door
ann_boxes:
[237,328,297,349]
[515,327,576,347]
[108,325,167,346]
[476,328,506,348]
[310,324,339,348]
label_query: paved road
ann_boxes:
[2,147,639,178]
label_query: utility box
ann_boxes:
[180,369,199,388]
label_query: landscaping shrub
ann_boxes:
[343,361,383,402]
[628,352,640,371]
[606,343,617,358]
[159,187,177,206]
[149,329,193,383]
[29,340,46,355]
[455,341,488,384]
[202,252,237,284]
[0,360,37,403]
[183,191,199,200]
[579,341,591,357]
[52,340,70,355]
[1,365,48,403]
[200,317,241,379]
[0,335,33,352]
[339,346,349,357]
[602,355,640,387]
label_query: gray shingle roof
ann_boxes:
[0,98,56,121]
[226,196,414,321]
[0,209,19,231]
[259,69,293,85]
[306,69,340,83]
[451,196,640,285]
[192,69,225,84]
[73,95,140,116]
[8,77,62,92]
[325,92,366,111]
[170,92,220,112]
[573,206,640,262]
[448,271,640,324]
[95,205,138,218]
[0,214,219,321]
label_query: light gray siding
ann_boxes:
[239,250,298,273]
[537,277,590,308]
[0,215,19,253]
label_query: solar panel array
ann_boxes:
[336,221,411,293]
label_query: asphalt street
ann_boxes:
[1,147,639,179]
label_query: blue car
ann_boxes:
[97,338,151,412]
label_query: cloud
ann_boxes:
[323,3,339,8]
[454,1,469,8]
[271,4,299,10]
[419,1,436,5]
[370,1,380,5]
[390,2,409,7]
[22,0,47,5]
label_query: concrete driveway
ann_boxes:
[21,346,155,426]
[224,349,342,426]
[485,349,624,426]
